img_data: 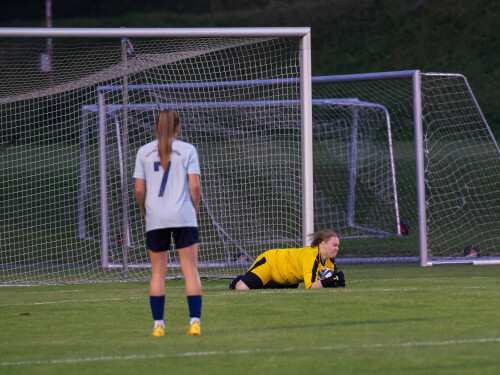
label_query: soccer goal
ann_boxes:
[0,27,314,285]
[78,96,401,270]
[312,71,500,265]
[1,29,499,286]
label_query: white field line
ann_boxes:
[2,337,500,367]
[0,289,89,294]
[1,275,495,294]
[345,276,494,283]
[0,276,493,295]
[0,284,185,294]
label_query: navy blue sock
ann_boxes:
[150,295,165,321]
[186,295,202,318]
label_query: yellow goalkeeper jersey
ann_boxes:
[248,246,337,289]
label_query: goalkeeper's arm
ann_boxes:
[308,270,346,289]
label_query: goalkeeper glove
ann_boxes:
[320,270,346,288]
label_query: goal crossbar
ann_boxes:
[0,27,312,38]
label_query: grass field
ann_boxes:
[1,264,500,375]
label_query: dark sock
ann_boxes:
[150,295,165,321]
[186,295,202,318]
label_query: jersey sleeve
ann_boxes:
[187,146,200,175]
[133,148,146,179]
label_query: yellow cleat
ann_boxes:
[152,325,165,337]
[187,321,201,336]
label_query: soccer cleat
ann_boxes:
[187,321,201,336]
[152,325,165,337]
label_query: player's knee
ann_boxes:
[235,280,250,290]
[238,272,265,289]
[152,266,167,280]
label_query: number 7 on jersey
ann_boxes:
[153,161,171,197]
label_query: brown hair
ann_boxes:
[155,109,180,171]
[308,230,338,248]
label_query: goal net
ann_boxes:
[1,28,499,286]
[312,72,500,264]
[0,28,312,285]
[311,99,400,239]
[79,97,400,270]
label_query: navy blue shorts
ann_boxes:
[146,227,199,252]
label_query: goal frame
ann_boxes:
[0,27,314,284]
[1,27,499,285]
[313,70,428,265]
[80,96,401,268]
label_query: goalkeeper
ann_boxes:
[229,230,345,290]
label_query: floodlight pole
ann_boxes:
[45,0,53,72]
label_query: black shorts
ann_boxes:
[146,227,199,252]
[240,272,264,289]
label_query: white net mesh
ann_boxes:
[313,74,500,262]
[81,97,401,273]
[311,99,399,239]
[81,100,303,271]
[421,74,500,260]
[2,32,499,286]
[0,34,304,284]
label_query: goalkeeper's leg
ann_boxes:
[230,253,272,290]
[235,272,263,290]
[229,274,244,289]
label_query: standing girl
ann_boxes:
[134,109,202,336]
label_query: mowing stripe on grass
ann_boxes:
[2,337,500,366]
[1,296,144,307]
[213,284,486,297]
[1,284,487,307]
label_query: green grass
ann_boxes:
[1,264,500,375]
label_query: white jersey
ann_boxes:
[133,139,200,232]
